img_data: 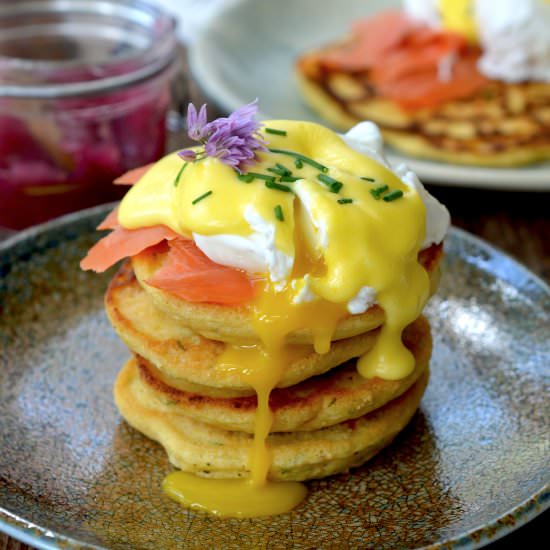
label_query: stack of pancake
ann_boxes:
[108,241,442,482]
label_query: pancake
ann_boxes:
[106,262,428,396]
[114,359,428,481]
[296,53,550,167]
[131,315,431,433]
[132,243,443,345]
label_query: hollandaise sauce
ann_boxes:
[162,283,345,517]
[119,120,429,517]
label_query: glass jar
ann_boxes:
[0,0,177,230]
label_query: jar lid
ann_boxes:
[0,0,177,98]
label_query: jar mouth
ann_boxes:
[0,0,177,98]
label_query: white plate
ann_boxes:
[189,0,550,191]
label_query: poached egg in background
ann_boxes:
[404,0,550,82]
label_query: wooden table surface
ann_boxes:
[1,51,548,549]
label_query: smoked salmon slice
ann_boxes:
[321,9,489,109]
[80,223,179,273]
[372,50,487,109]
[146,239,255,306]
[81,208,255,305]
[324,10,412,70]
[113,163,154,185]
[81,207,178,272]
[97,207,120,230]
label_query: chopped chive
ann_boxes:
[370,184,389,200]
[192,190,213,205]
[269,148,328,172]
[265,127,287,136]
[337,198,353,204]
[246,172,275,182]
[267,163,292,177]
[174,162,188,187]
[294,158,303,169]
[276,162,291,175]
[361,176,375,182]
[383,189,404,202]
[317,173,343,193]
[274,204,284,221]
[317,173,339,185]
[265,180,293,193]
[237,173,255,183]
[279,175,300,182]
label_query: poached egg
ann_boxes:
[120,121,449,320]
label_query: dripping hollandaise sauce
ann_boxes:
[118,120,429,517]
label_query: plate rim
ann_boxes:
[187,0,550,192]
[0,204,549,550]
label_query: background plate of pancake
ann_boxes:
[1,205,548,549]
[188,0,550,191]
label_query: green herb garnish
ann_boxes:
[317,173,343,193]
[192,190,213,205]
[174,162,188,187]
[370,184,389,200]
[246,172,275,182]
[269,148,328,173]
[237,173,255,183]
[360,176,375,182]
[279,175,300,182]
[382,189,404,202]
[265,127,287,136]
[337,198,353,204]
[294,158,303,169]
[267,163,292,177]
[265,180,293,193]
[274,204,284,221]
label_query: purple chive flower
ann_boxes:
[178,149,197,161]
[186,103,208,141]
[178,100,266,172]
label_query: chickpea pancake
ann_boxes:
[132,243,442,345]
[130,315,431,433]
[114,363,429,482]
[106,262,433,396]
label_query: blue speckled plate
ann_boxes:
[0,205,549,550]
[188,0,550,190]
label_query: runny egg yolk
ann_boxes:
[119,120,429,517]
[438,0,478,43]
